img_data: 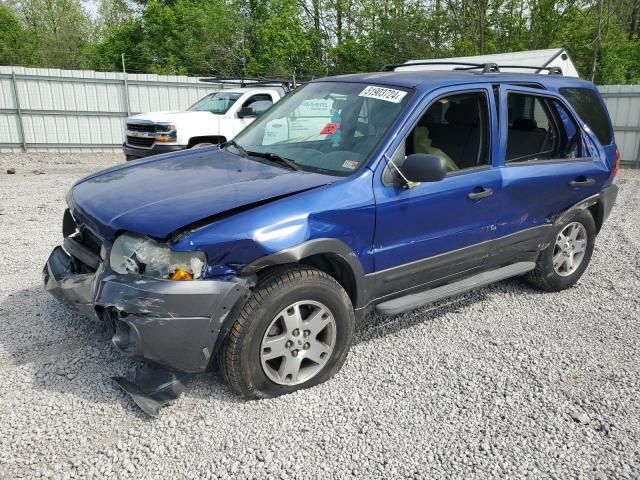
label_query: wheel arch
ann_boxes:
[551,193,607,237]
[187,135,226,147]
[300,253,357,305]
[551,193,601,235]
[240,238,369,309]
[588,201,604,234]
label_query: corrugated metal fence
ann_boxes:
[0,66,639,166]
[599,85,640,167]
[0,66,223,153]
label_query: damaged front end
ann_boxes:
[43,210,252,413]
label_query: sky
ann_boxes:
[83,0,99,18]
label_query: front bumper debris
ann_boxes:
[43,246,249,373]
[112,364,193,417]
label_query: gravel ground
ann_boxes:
[0,152,639,479]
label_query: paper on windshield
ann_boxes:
[359,86,407,103]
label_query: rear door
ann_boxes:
[494,85,611,242]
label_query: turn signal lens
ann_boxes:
[170,268,193,281]
[614,148,620,177]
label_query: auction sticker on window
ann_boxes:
[359,86,407,103]
[342,160,359,170]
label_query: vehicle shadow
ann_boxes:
[0,286,244,413]
[354,277,544,345]
[0,277,541,412]
[0,286,144,410]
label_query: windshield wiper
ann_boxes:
[224,141,301,171]
[223,140,249,157]
[247,151,301,171]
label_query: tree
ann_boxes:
[2,0,639,83]
[246,0,325,77]
[87,21,150,72]
[142,0,243,75]
[0,4,35,65]
[95,0,135,37]
[10,0,92,68]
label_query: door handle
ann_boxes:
[467,187,493,200]
[569,177,595,187]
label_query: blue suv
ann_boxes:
[44,65,619,401]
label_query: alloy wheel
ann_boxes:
[260,300,337,386]
[553,222,588,277]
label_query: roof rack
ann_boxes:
[199,77,296,91]
[381,61,563,75]
[381,61,499,73]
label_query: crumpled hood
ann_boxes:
[128,111,221,124]
[69,148,338,240]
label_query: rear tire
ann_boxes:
[219,265,354,399]
[525,209,596,292]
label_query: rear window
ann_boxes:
[559,87,612,146]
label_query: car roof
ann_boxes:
[313,70,597,93]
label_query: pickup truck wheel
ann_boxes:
[525,209,596,292]
[219,266,354,399]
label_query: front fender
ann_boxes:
[170,169,377,301]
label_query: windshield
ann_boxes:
[231,82,412,176]
[188,92,242,114]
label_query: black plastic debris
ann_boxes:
[112,363,193,417]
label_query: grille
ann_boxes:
[126,136,154,148]
[62,210,103,271]
[62,208,76,237]
[127,123,156,133]
[79,227,102,256]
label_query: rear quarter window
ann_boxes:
[559,87,613,146]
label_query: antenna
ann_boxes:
[121,53,131,116]
[384,154,419,189]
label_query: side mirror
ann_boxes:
[237,106,256,118]
[401,154,448,183]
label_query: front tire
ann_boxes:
[525,209,596,292]
[219,266,355,399]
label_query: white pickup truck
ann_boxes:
[123,85,287,160]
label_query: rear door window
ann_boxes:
[506,93,583,162]
[559,87,612,146]
[506,93,558,161]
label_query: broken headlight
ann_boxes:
[110,233,206,280]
